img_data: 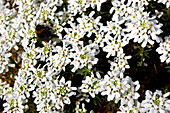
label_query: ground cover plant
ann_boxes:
[0,0,170,112]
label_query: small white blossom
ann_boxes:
[79,72,102,98]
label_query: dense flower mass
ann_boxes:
[0,0,170,112]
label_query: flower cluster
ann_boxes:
[118,90,170,113]
[141,90,170,113]
[0,0,169,112]
[32,77,77,112]
[156,35,170,63]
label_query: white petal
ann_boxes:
[89,11,95,18]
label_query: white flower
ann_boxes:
[100,73,131,103]
[120,77,140,107]
[0,47,15,73]
[109,53,131,77]
[103,37,125,58]
[76,11,102,37]
[141,90,170,113]
[33,76,77,112]
[156,35,170,63]
[79,72,102,98]
[118,101,142,113]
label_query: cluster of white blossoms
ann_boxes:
[156,35,170,63]
[78,70,170,113]
[0,0,170,112]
